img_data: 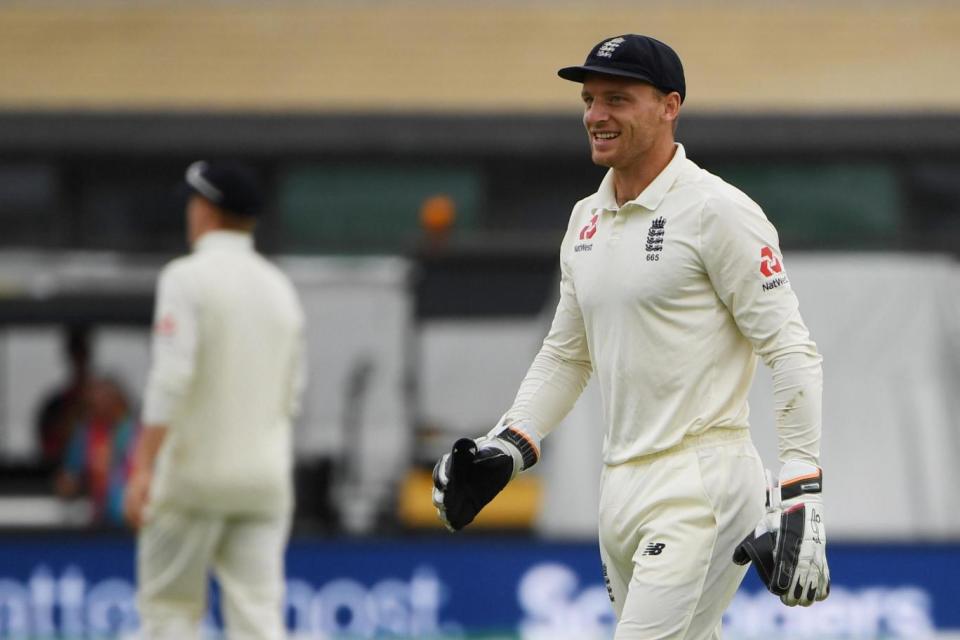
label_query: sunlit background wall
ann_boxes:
[0,1,958,638]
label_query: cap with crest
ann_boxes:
[183,160,264,217]
[558,34,686,103]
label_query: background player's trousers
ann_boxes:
[137,505,291,640]
[599,428,765,640]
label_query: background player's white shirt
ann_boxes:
[506,144,822,466]
[142,230,306,516]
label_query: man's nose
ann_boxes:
[584,104,608,127]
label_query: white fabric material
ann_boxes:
[137,506,289,640]
[534,379,604,538]
[506,144,822,466]
[599,429,765,639]
[769,353,823,465]
[142,230,306,516]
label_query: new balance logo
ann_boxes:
[643,542,666,556]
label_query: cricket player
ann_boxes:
[433,35,829,639]
[124,161,306,640]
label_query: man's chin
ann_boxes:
[590,151,615,168]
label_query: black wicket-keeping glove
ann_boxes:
[431,421,540,531]
[733,462,831,607]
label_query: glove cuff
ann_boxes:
[778,460,822,501]
[498,428,539,471]
[486,418,541,471]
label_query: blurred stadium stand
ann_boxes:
[0,2,959,638]
[0,2,958,112]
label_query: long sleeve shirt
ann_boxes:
[142,230,306,515]
[506,144,822,467]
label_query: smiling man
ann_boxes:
[432,34,830,638]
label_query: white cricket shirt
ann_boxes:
[507,144,822,466]
[143,230,306,515]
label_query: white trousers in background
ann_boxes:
[598,428,766,640]
[136,507,290,640]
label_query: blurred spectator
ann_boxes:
[34,324,93,468]
[56,377,138,526]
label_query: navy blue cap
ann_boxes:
[183,160,264,217]
[558,34,686,103]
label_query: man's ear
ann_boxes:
[663,91,682,125]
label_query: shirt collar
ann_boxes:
[193,230,254,253]
[595,143,687,212]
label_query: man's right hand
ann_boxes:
[432,438,517,531]
[123,471,152,530]
[124,425,168,531]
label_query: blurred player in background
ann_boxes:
[124,161,306,640]
[433,34,829,639]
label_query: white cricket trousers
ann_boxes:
[136,506,290,640]
[598,428,765,640]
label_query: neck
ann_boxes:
[612,138,676,206]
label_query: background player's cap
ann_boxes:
[183,160,265,217]
[558,34,686,103]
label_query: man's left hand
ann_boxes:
[734,461,830,606]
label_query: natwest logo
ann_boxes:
[579,214,599,241]
[759,246,783,278]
